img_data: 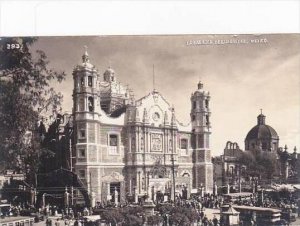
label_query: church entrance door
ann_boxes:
[110,182,120,204]
[149,178,171,202]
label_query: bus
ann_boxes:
[232,205,281,226]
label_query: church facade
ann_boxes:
[72,50,213,204]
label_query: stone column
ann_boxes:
[214,182,218,196]
[285,161,289,180]
[64,187,69,207]
[42,193,46,208]
[135,188,139,203]
[114,187,118,205]
[147,182,152,201]
[129,179,132,195]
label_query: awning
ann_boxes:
[84,215,101,221]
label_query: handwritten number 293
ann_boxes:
[6,43,21,50]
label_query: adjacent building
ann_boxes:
[213,112,299,191]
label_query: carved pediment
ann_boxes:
[102,172,124,182]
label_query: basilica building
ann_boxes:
[72,49,213,204]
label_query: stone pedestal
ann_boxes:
[134,188,139,203]
[143,199,156,217]
[90,192,96,207]
[221,205,240,226]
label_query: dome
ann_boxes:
[245,113,279,140]
[246,124,279,140]
[104,67,115,75]
[103,67,116,82]
[80,46,94,69]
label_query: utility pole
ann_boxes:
[238,164,241,193]
[171,128,176,202]
[35,173,38,188]
[89,172,92,194]
[171,155,176,202]
[71,186,74,206]
[138,171,141,194]
[69,138,74,172]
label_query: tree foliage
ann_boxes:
[156,204,198,226]
[100,206,145,226]
[238,151,277,179]
[147,215,163,226]
[0,37,66,180]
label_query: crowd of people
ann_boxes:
[1,189,299,226]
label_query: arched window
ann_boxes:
[193,101,196,109]
[88,76,93,87]
[169,139,173,152]
[131,137,136,152]
[206,115,210,126]
[80,77,84,86]
[205,99,209,108]
[88,97,94,112]
[140,137,144,151]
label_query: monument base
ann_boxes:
[143,199,156,217]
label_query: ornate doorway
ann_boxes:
[101,172,125,204]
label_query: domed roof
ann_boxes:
[77,46,95,69]
[246,124,278,140]
[245,113,279,140]
[104,67,115,75]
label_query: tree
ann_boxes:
[0,37,66,184]
[238,151,277,179]
[256,152,277,179]
[156,204,198,226]
[147,215,163,226]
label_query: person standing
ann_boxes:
[55,218,61,226]
[212,216,218,226]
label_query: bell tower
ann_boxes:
[73,47,101,116]
[191,81,213,193]
[72,47,101,198]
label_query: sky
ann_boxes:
[33,34,300,156]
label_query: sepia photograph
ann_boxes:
[0,34,299,226]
